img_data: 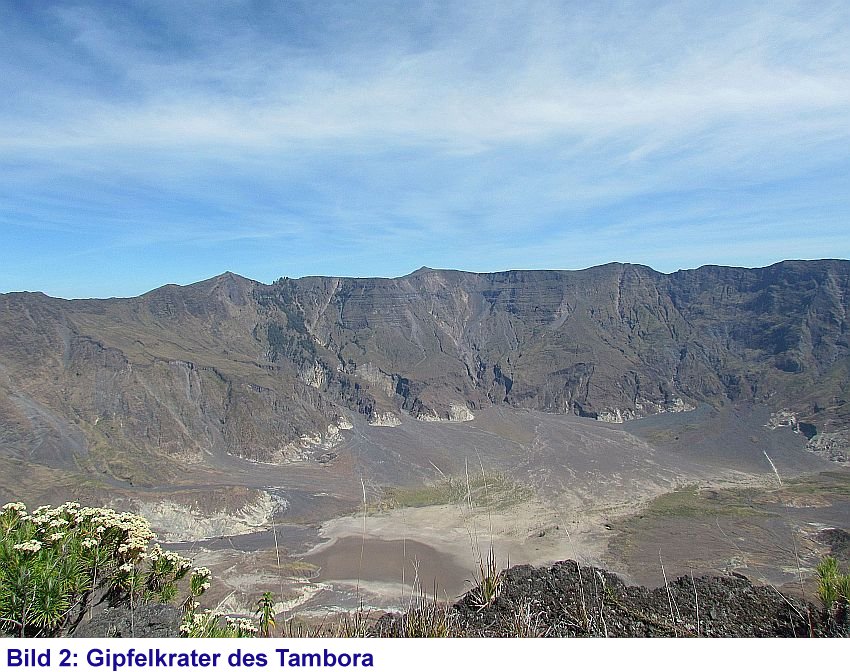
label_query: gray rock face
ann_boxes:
[69,603,181,638]
[0,260,848,481]
[808,431,850,462]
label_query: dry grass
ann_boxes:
[375,472,530,512]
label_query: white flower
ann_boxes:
[13,540,43,552]
[226,617,258,634]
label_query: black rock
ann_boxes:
[70,603,181,638]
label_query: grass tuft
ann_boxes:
[470,545,503,612]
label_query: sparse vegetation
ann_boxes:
[371,591,460,638]
[399,598,456,638]
[509,598,548,637]
[815,556,850,614]
[328,609,373,638]
[470,545,502,611]
[377,472,530,512]
[782,471,850,497]
[639,485,764,519]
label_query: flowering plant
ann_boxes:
[0,501,193,636]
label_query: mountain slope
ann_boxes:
[0,260,848,485]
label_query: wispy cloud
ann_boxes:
[1,1,849,296]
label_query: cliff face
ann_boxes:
[289,260,850,429]
[1,260,848,480]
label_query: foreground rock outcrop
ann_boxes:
[378,561,849,637]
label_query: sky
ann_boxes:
[1,0,849,298]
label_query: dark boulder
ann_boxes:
[70,603,181,638]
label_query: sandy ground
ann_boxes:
[20,404,834,617]
[299,493,627,610]
[180,463,848,617]
[170,490,625,615]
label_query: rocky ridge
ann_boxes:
[378,560,849,637]
[1,260,849,485]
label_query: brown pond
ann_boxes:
[306,536,472,600]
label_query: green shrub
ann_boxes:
[256,591,276,637]
[0,501,268,638]
[815,556,850,614]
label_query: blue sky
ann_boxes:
[1,1,849,298]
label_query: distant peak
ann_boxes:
[215,271,246,281]
[198,271,255,287]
